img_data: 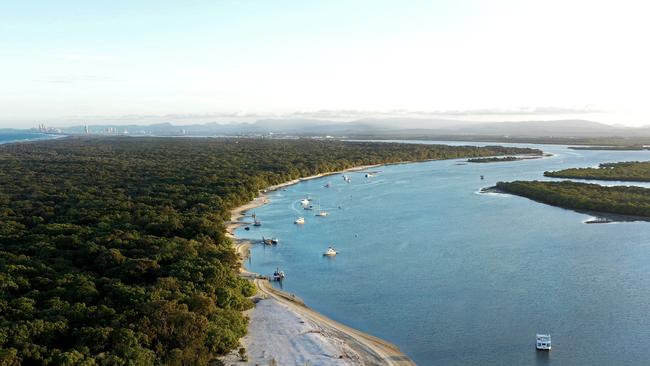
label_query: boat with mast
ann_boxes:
[315,200,328,217]
[323,246,337,256]
[273,268,285,281]
[252,212,261,226]
[261,237,279,245]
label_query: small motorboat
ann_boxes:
[244,227,250,231]
[324,182,331,188]
[300,198,310,205]
[480,175,485,180]
[294,217,305,224]
[323,247,337,256]
[303,205,314,210]
[536,334,551,351]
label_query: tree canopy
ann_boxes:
[545,161,650,182]
[0,137,539,365]
[496,180,650,217]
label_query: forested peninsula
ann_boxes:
[0,137,538,365]
[545,161,650,182]
[495,181,650,218]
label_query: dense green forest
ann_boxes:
[0,137,538,365]
[496,180,650,217]
[545,161,650,181]
[467,156,528,163]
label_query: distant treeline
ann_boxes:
[0,137,537,365]
[496,180,650,217]
[568,146,649,151]
[545,161,650,182]
[468,156,522,163]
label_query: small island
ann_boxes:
[494,180,650,219]
[545,161,650,182]
[467,154,544,163]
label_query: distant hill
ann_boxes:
[55,118,650,139]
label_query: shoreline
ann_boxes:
[224,164,415,366]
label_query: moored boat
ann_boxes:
[536,334,551,350]
[294,217,305,224]
[323,247,337,256]
[261,237,279,245]
[273,268,285,281]
[252,212,261,226]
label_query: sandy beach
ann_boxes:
[222,165,415,366]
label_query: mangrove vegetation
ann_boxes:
[496,180,650,218]
[545,161,650,182]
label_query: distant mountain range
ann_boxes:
[49,118,650,139]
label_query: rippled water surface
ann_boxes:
[236,142,650,365]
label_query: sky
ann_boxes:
[1,0,649,127]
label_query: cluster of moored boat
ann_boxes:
[296,196,336,256]
[253,172,388,281]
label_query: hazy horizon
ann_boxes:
[0,110,643,130]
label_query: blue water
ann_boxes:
[0,132,59,145]
[236,142,650,366]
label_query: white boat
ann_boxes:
[536,334,551,350]
[294,217,305,224]
[300,198,310,205]
[323,247,337,256]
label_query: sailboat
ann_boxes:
[252,212,261,226]
[323,247,337,256]
[315,200,328,217]
[273,268,285,281]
